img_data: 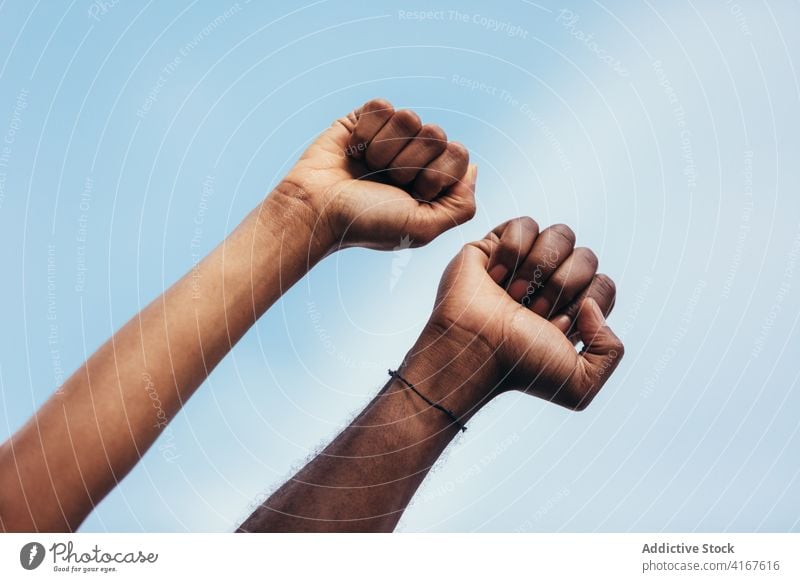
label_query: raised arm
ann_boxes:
[0,99,477,532]
[239,217,624,532]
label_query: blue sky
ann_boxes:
[0,0,798,532]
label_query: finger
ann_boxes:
[484,217,539,285]
[507,223,575,302]
[550,274,617,340]
[365,109,422,170]
[411,164,478,245]
[526,247,598,317]
[347,98,394,159]
[413,141,469,202]
[566,298,624,410]
[386,124,448,185]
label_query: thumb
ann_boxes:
[573,298,625,402]
[316,109,358,152]
[418,164,478,240]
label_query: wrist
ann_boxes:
[256,181,337,262]
[227,182,333,317]
[397,321,502,426]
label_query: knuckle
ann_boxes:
[508,216,538,240]
[575,247,599,270]
[419,124,447,145]
[518,216,539,234]
[447,141,470,164]
[395,109,422,132]
[549,223,576,246]
[508,217,526,234]
[593,273,617,298]
[363,98,394,116]
[503,222,526,248]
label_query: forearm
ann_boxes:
[0,185,327,532]
[239,324,497,532]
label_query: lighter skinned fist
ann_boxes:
[279,98,477,251]
[430,217,624,411]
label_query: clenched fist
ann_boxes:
[417,217,624,414]
[277,98,477,251]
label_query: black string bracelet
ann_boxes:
[388,369,467,433]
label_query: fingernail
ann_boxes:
[488,264,508,283]
[551,314,572,331]
[466,164,478,189]
[530,295,549,315]
[508,278,529,298]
